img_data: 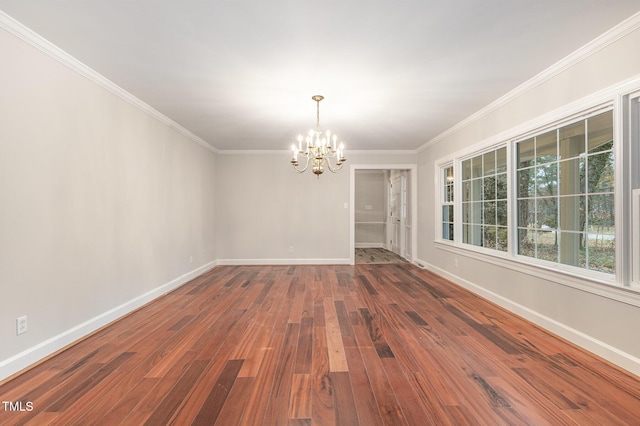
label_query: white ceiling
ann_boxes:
[1,1,640,151]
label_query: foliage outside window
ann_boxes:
[441,166,454,241]
[516,111,614,274]
[461,147,508,251]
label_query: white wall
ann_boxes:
[215,152,416,264]
[417,19,640,376]
[0,26,217,379]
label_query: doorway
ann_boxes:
[350,165,417,265]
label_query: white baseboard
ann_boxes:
[216,258,351,265]
[0,260,217,382]
[355,243,386,248]
[415,257,640,378]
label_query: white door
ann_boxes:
[388,175,405,256]
[402,172,411,260]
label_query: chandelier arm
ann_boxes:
[324,156,344,173]
[291,155,311,173]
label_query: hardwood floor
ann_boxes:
[355,248,408,264]
[1,264,639,425]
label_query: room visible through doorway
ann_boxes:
[352,166,416,265]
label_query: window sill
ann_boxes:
[434,240,640,308]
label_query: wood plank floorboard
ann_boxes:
[355,248,408,264]
[2,264,640,425]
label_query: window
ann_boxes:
[441,165,454,241]
[433,97,640,286]
[516,111,614,273]
[461,147,508,251]
[630,93,640,285]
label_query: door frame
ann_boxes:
[350,164,418,265]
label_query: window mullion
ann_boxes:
[454,159,462,245]
[507,141,516,257]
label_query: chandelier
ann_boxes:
[290,95,346,176]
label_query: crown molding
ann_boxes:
[0,11,218,154]
[217,149,417,155]
[417,11,640,153]
[347,149,417,155]
[216,149,290,155]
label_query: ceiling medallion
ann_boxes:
[290,95,346,176]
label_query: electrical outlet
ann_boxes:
[16,316,27,335]
[289,246,294,253]
[189,255,193,264]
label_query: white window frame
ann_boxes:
[434,104,620,283]
[459,145,509,253]
[436,161,455,243]
[512,109,615,278]
[433,80,640,297]
[629,91,640,287]
[432,78,640,306]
